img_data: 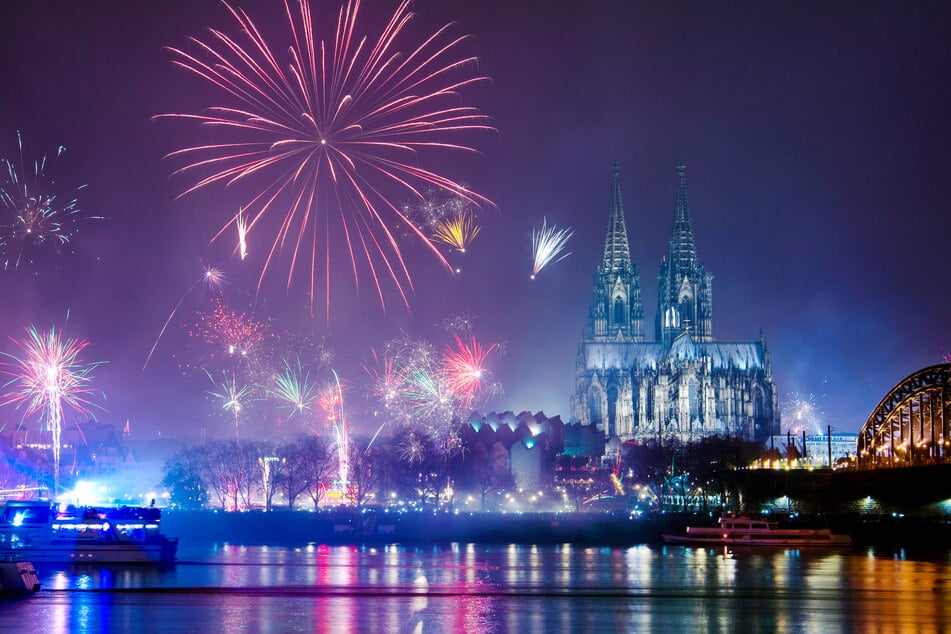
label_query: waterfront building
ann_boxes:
[768,432,859,467]
[572,163,779,442]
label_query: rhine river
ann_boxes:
[3,543,950,632]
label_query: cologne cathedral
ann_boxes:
[572,163,779,442]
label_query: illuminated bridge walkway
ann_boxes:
[857,363,951,468]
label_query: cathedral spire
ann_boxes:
[585,162,644,343]
[602,161,632,273]
[656,162,713,344]
[669,162,698,276]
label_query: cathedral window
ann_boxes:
[607,386,619,438]
[588,388,603,424]
[687,377,700,421]
[613,297,625,327]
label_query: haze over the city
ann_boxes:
[1,0,948,439]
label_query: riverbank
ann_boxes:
[160,509,951,549]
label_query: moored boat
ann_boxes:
[0,500,178,564]
[0,556,40,596]
[663,514,851,546]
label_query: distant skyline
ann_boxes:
[0,0,948,438]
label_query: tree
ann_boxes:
[274,437,320,509]
[469,441,512,511]
[161,445,207,510]
[348,439,384,508]
[300,435,336,509]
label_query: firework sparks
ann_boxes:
[159,0,494,315]
[206,369,252,439]
[398,430,427,465]
[431,210,481,253]
[781,392,825,436]
[441,312,476,335]
[196,298,267,361]
[235,208,248,261]
[270,357,317,418]
[143,264,224,370]
[0,132,101,270]
[441,335,497,411]
[1,326,103,493]
[531,218,573,279]
[366,332,500,445]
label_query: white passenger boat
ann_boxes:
[0,500,178,564]
[663,514,851,546]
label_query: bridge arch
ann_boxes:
[857,364,951,467]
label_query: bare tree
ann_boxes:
[300,435,336,509]
[348,439,383,508]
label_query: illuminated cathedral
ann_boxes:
[572,163,779,442]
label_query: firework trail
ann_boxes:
[530,218,573,279]
[235,208,248,260]
[0,132,101,270]
[329,370,349,493]
[143,264,224,370]
[205,369,252,440]
[159,0,494,315]
[1,326,103,494]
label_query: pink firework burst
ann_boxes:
[158,0,494,315]
[440,334,497,412]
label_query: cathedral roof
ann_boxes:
[584,339,766,371]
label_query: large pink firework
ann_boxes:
[440,334,497,411]
[1,326,102,492]
[159,0,493,315]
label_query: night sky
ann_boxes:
[1,0,948,438]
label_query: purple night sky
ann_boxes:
[0,0,948,438]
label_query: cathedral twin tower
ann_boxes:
[572,163,778,442]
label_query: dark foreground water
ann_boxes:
[3,543,950,632]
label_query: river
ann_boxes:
[3,542,949,632]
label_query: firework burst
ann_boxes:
[366,332,500,446]
[1,326,103,493]
[0,132,101,270]
[270,357,317,419]
[531,218,573,279]
[431,210,480,253]
[159,0,494,315]
[205,369,253,439]
[781,392,825,436]
[441,335,497,411]
[398,430,427,465]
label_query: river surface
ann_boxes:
[3,543,950,632]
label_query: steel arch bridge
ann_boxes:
[857,364,951,468]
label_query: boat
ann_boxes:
[0,500,178,564]
[663,514,851,546]
[0,555,40,596]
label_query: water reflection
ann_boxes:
[6,544,951,632]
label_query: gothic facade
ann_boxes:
[572,164,779,442]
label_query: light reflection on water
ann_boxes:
[3,544,951,632]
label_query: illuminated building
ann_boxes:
[573,163,779,442]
